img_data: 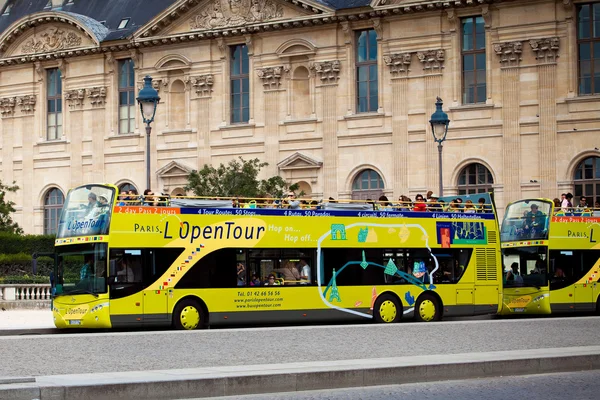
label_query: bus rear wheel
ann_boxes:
[373,294,402,323]
[173,299,205,330]
[415,294,441,322]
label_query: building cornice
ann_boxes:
[0,0,518,66]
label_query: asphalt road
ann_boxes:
[1,316,599,377]
[204,370,600,400]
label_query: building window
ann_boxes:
[230,44,249,124]
[577,3,600,95]
[118,183,137,195]
[574,156,600,206]
[461,16,486,104]
[44,188,64,235]
[457,163,494,194]
[118,59,135,134]
[351,169,384,200]
[47,68,62,140]
[356,29,378,113]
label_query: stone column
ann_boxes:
[191,75,214,168]
[0,97,16,186]
[530,38,559,198]
[494,42,523,204]
[384,53,411,197]
[65,89,84,188]
[87,87,108,183]
[417,50,445,193]
[311,60,341,198]
[257,66,286,178]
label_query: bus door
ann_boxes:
[143,249,170,323]
[109,249,145,327]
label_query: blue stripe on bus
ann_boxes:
[178,208,496,219]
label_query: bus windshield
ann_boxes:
[500,200,552,242]
[57,185,115,238]
[502,246,547,288]
[54,243,108,296]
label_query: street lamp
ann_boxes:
[136,75,160,191]
[429,96,450,196]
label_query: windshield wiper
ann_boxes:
[59,289,99,298]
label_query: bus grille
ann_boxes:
[476,248,498,281]
[488,230,497,244]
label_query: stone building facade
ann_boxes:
[0,0,599,234]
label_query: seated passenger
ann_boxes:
[116,258,134,283]
[274,260,301,285]
[264,274,280,286]
[552,267,566,281]
[250,274,261,286]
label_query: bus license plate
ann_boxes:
[513,308,525,313]
[68,320,82,325]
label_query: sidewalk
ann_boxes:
[2,346,600,400]
[0,309,54,330]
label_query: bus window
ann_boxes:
[549,250,600,290]
[502,246,547,287]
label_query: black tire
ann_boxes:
[373,293,402,323]
[172,298,205,330]
[596,296,600,316]
[414,294,442,322]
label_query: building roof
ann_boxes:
[0,0,180,42]
[316,0,371,9]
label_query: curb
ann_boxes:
[0,328,57,336]
[2,346,600,400]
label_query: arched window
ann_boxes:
[351,169,384,200]
[574,156,600,206]
[457,163,494,194]
[118,183,137,195]
[43,188,64,235]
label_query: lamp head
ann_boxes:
[429,96,450,143]
[136,75,160,124]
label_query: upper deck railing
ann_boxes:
[113,194,496,215]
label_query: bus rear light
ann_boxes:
[135,302,140,306]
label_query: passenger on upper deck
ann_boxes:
[524,203,546,235]
[413,194,427,212]
[84,192,99,217]
[285,192,301,209]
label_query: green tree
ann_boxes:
[0,180,23,235]
[185,157,299,198]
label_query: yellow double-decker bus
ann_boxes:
[51,184,502,330]
[499,198,600,315]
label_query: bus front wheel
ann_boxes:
[415,294,442,322]
[173,298,205,330]
[373,294,402,323]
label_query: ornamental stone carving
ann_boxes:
[417,49,445,71]
[138,78,169,92]
[383,53,412,75]
[87,87,107,106]
[64,89,85,108]
[0,97,16,117]
[191,75,214,97]
[257,66,287,90]
[190,0,284,30]
[20,27,82,54]
[493,42,522,66]
[16,95,36,113]
[529,37,560,63]
[310,60,341,84]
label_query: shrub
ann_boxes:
[0,232,55,255]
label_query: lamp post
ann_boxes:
[136,75,160,191]
[429,97,450,196]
